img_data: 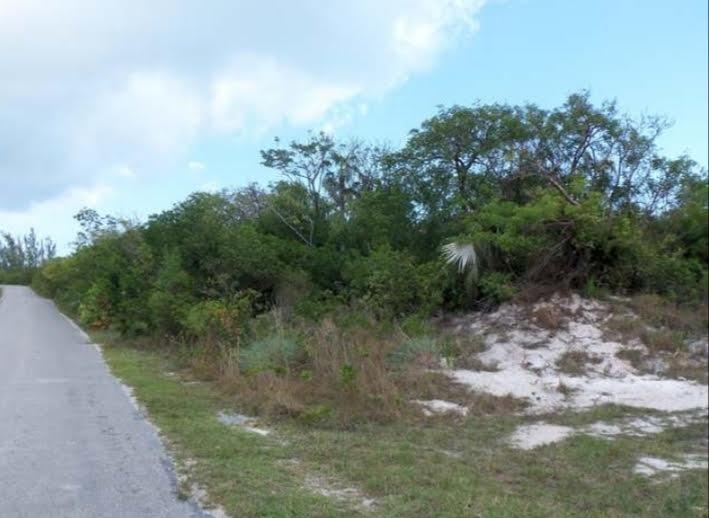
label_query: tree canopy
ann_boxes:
[9,92,705,336]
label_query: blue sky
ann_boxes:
[1,0,707,252]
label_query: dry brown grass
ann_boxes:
[465,392,528,415]
[665,358,709,385]
[615,347,644,368]
[626,294,708,337]
[205,315,532,427]
[556,380,575,398]
[604,295,707,353]
[228,320,406,426]
[616,346,708,384]
[556,350,602,375]
[603,315,646,343]
[514,284,569,304]
[211,318,443,427]
[640,329,685,353]
[531,306,565,330]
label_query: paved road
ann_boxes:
[0,286,205,517]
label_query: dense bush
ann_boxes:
[0,229,55,284]
[1,92,702,349]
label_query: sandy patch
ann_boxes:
[633,454,708,477]
[508,423,575,450]
[304,474,376,511]
[445,294,708,415]
[413,399,468,417]
[217,411,271,436]
[508,411,707,449]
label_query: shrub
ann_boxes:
[479,272,516,305]
[78,281,113,328]
[390,337,441,367]
[240,335,302,375]
[531,306,565,330]
[147,250,193,333]
[344,246,420,318]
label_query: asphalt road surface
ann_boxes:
[0,285,206,517]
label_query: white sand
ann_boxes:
[446,294,708,415]
[508,423,575,450]
[508,411,707,449]
[633,454,708,477]
[413,399,469,416]
[217,411,271,436]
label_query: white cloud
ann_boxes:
[0,0,485,216]
[188,161,206,173]
[114,166,136,179]
[198,181,220,193]
[0,184,114,251]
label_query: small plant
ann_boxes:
[557,381,575,398]
[531,306,564,330]
[389,337,441,367]
[339,363,357,387]
[556,350,602,375]
[604,315,645,342]
[479,272,516,305]
[615,348,644,368]
[583,277,600,298]
[299,404,333,424]
[240,335,302,374]
[640,329,685,353]
[629,294,707,336]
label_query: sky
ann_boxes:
[1,0,707,253]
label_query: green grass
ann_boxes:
[102,343,708,517]
[103,346,344,517]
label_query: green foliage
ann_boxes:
[478,272,517,304]
[344,246,420,318]
[19,92,707,351]
[183,291,255,341]
[240,335,302,375]
[298,404,332,424]
[78,280,113,328]
[148,249,193,333]
[390,336,441,366]
[0,229,56,284]
[338,363,357,387]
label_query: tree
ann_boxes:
[261,132,336,245]
[389,103,523,215]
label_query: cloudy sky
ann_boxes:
[1,0,707,252]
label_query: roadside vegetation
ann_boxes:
[102,341,708,517]
[2,92,707,515]
[0,229,56,284]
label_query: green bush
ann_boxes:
[240,335,302,374]
[148,250,193,333]
[479,272,516,304]
[78,281,113,328]
[344,246,420,318]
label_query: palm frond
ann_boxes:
[442,241,480,296]
[442,242,478,275]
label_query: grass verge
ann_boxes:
[101,341,708,517]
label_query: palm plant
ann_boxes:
[442,241,480,298]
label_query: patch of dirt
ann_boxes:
[279,458,376,512]
[633,454,708,478]
[304,474,376,512]
[217,411,271,436]
[507,411,708,450]
[508,423,575,450]
[413,399,468,417]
